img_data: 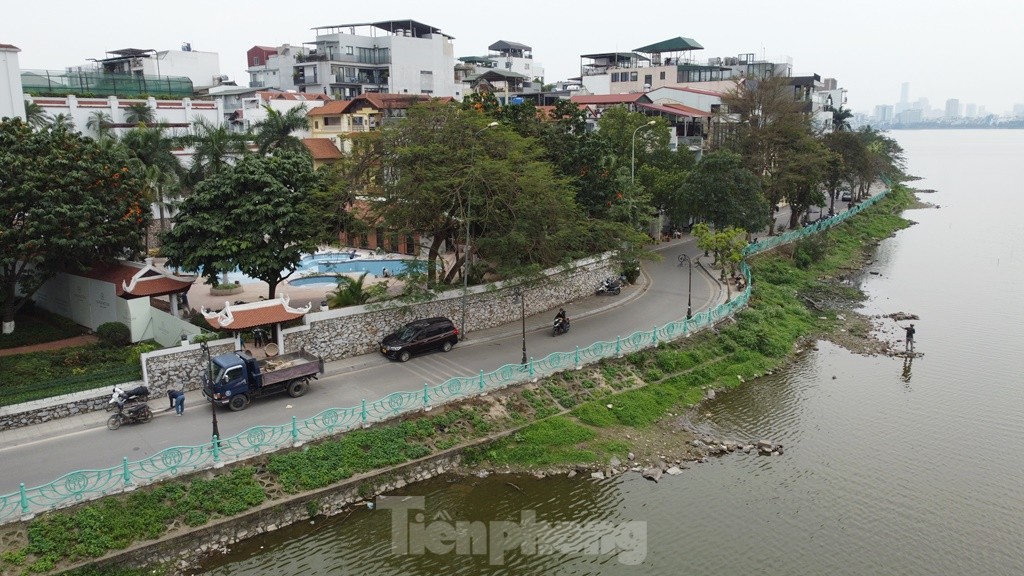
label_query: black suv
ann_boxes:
[380,317,459,362]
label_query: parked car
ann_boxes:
[841,191,853,202]
[380,317,459,362]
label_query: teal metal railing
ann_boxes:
[0,184,891,523]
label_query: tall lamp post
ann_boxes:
[631,120,657,184]
[199,341,220,444]
[513,286,527,365]
[678,253,693,320]
[460,121,499,340]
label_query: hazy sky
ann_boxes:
[4,0,1022,114]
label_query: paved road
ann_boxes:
[0,238,725,493]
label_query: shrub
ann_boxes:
[96,322,131,347]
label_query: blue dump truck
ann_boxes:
[202,349,324,411]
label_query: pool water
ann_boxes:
[222,252,425,285]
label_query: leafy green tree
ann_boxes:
[326,272,385,308]
[722,76,818,232]
[822,130,864,213]
[160,151,322,298]
[0,118,149,333]
[373,100,605,285]
[678,150,767,232]
[251,104,310,155]
[310,131,381,244]
[124,102,156,125]
[23,101,51,129]
[538,100,619,217]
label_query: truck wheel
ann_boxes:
[287,379,308,398]
[398,350,411,362]
[106,415,121,430]
[441,341,453,352]
[228,395,249,412]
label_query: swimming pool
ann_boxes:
[222,253,426,285]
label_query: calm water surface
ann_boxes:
[205,130,1024,575]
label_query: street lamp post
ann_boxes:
[678,253,693,320]
[631,120,657,184]
[460,121,499,341]
[200,341,220,444]
[513,286,527,365]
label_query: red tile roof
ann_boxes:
[307,100,351,116]
[78,260,195,299]
[302,138,343,160]
[203,297,310,330]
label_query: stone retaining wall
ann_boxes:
[80,447,476,575]
[285,254,617,361]
[0,389,132,432]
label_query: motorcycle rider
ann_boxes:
[553,307,570,334]
[555,307,568,324]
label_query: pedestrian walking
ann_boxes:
[167,389,185,415]
[903,323,916,353]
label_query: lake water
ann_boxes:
[204,130,1024,575]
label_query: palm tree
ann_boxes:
[183,117,248,185]
[326,273,383,308]
[124,102,156,126]
[251,104,309,155]
[23,101,52,129]
[121,124,184,179]
[141,164,181,236]
[86,111,115,140]
[831,106,854,132]
[49,113,75,130]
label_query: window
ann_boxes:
[252,56,261,66]
[420,70,434,93]
[375,228,384,248]
[611,72,619,82]
[630,71,638,82]
[644,74,652,86]
[660,71,666,80]
[346,46,354,55]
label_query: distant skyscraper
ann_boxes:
[896,82,910,114]
[965,103,977,118]
[944,99,960,119]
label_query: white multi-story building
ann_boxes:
[487,40,543,86]
[80,46,223,90]
[246,44,309,91]
[296,20,456,99]
[580,38,792,96]
[0,43,25,120]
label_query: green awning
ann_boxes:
[634,37,703,53]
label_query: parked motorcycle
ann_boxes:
[553,316,571,336]
[106,385,152,430]
[595,277,622,296]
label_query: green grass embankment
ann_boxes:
[0,186,913,576]
[468,185,914,468]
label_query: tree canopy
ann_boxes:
[0,118,149,333]
[160,150,323,298]
[679,150,767,232]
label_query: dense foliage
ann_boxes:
[0,118,150,333]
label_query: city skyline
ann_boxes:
[3,0,1023,115]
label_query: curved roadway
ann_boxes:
[0,238,723,493]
